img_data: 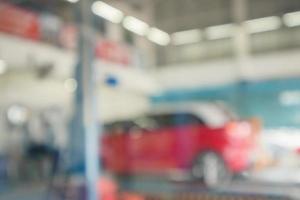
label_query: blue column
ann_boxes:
[69,1,100,200]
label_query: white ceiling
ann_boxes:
[153,0,300,33]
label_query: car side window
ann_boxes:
[110,122,125,135]
[133,116,159,131]
[172,113,205,126]
[104,113,205,134]
[155,114,174,127]
[149,113,205,128]
[104,121,135,135]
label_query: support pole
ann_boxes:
[232,0,251,80]
[70,0,100,199]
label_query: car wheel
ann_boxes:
[191,152,231,187]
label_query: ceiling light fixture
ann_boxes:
[92,1,124,24]
[65,0,80,3]
[148,28,170,46]
[283,11,300,27]
[123,16,149,36]
[172,29,202,45]
[205,24,235,40]
[245,16,281,33]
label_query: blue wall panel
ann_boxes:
[151,78,300,128]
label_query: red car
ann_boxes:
[101,103,259,186]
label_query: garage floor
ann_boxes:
[0,183,47,200]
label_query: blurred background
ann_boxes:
[0,0,300,199]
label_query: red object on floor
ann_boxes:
[98,177,118,200]
[121,192,145,200]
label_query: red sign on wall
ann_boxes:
[0,3,134,66]
[95,40,131,66]
[0,3,40,40]
[59,24,78,50]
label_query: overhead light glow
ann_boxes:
[65,0,79,3]
[0,60,7,74]
[172,29,202,45]
[92,1,124,24]
[148,28,170,46]
[123,16,149,36]
[283,11,300,27]
[7,105,28,125]
[205,24,235,40]
[64,78,78,92]
[245,16,281,33]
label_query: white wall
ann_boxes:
[0,73,151,120]
[0,33,157,132]
[155,59,239,90]
[0,33,159,153]
[0,33,75,78]
[154,49,300,90]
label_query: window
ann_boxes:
[172,113,204,126]
[149,113,205,128]
[103,120,134,134]
[134,116,159,130]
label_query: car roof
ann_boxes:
[104,102,236,128]
[148,102,236,127]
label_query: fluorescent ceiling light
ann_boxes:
[283,11,300,27]
[0,60,7,74]
[148,28,170,46]
[92,1,124,24]
[205,24,235,40]
[65,0,79,3]
[245,16,281,33]
[172,29,202,45]
[123,16,149,36]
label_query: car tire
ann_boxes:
[191,152,231,188]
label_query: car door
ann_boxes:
[144,114,178,171]
[102,121,130,173]
[127,115,177,173]
[171,113,206,168]
[126,116,157,172]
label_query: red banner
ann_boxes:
[59,24,78,50]
[95,40,131,66]
[0,3,133,66]
[0,3,40,40]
